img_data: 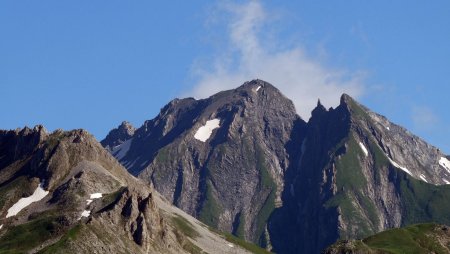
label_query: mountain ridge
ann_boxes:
[102,79,450,253]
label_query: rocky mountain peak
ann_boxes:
[236,79,292,104]
[238,79,276,93]
[101,121,136,149]
[0,125,50,165]
[340,93,353,104]
[120,121,136,134]
[201,79,294,110]
[311,99,328,118]
[15,124,49,142]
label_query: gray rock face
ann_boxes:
[271,94,450,253]
[102,80,450,253]
[363,102,450,185]
[103,80,305,245]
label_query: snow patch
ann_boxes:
[386,126,390,131]
[444,179,450,185]
[439,157,450,174]
[79,210,91,220]
[85,193,102,206]
[90,193,103,199]
[228,243,234,248]
[194,119,220,142]
[112,138,133,161]
[359,142,369,157]
[255,85,262,92]
[419,174,428,183]
[388,158,413,176]
[0,224,3,230]
[6,183,49,218]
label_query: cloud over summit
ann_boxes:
[188,0,365,120]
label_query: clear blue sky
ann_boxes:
[1,1,450,153]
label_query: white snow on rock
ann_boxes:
[228,243,234,248]
[419,174,428,183]
[359,142,369,157]
[79,210,91,220]
[444,179,450,185]
[439,157,450,174]
[388,158,413,176]
[111,138,133,161]
[6,183,49,218]
[194,119,220,142]
[0,224,3,230]
[255,85,262,92]
[90,193,103,199]
[85,193,102,206]
[386,126,390,131]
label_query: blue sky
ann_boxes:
[1,1,450,152]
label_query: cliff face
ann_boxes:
[271,94,450,253]
[103,80,450,253]
[0,127,250,254]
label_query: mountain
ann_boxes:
[323,223,450,254]
[269,94,450,253]
[0,126,256,254]
[103,79,450,253]
[103,80,303,247]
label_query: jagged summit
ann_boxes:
[311,99,327,117]
[237,79,281,94]
[340,93,353,104]
[101,121,136,149]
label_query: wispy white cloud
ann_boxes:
[188,0,366,120]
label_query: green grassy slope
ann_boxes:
[324,223,450,254]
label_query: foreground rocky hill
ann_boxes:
[0,126,254,254]
[104,80,450,253]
